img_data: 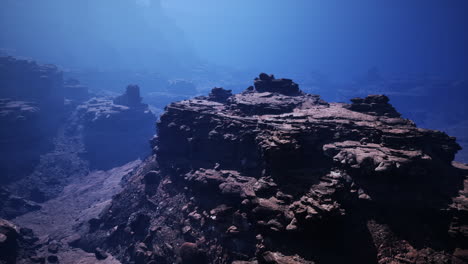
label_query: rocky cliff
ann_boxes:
[0,56,65,185]
[78,74,468,264]
[0,56,64,109]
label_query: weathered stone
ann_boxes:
[345,94,401,118]
[208,87,232,103]
[81,74,467,264]
[254,73,302,96]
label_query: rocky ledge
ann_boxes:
[0,56,64,109]
[80,74,467,264]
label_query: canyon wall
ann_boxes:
[79,74,468,264]
[0,56,64,185]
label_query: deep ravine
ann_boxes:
[12,160,141,264]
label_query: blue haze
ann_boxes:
[0,0,467,161]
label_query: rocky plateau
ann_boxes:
[72,74,468,264]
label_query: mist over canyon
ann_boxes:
[1,1,467,264]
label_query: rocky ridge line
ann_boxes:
[79,74,467,264]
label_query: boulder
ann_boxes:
[208,87,232,103]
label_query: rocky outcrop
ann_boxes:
[339,73,468,163]
[208,88,232,103]
[78,86,156,170]
[345,94,401,118]
[0,56,64,109]
[253,73,302,96]
[80,74,466,264]
[113,85,143,107]
[0,56,65,185]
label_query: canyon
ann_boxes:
[1,61,467,264]
[78,74,467,263]
[0,57,156,263]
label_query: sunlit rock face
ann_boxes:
[78,85,156,170]
[80,74,466,264]
[0,57,65,184]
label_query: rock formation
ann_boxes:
[0,56,64,109]
[208,87,232,103]
[78,74,467,263]
[113,85,143,107]
[253,73,302,96]
[78,86,156,170]
[345,94,401,118]
[0,57,65,185]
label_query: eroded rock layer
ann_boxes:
[81,74,467,264]
[0,56,64,108]
[0,56,65,185]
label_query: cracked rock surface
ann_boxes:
[80,74,467,264]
